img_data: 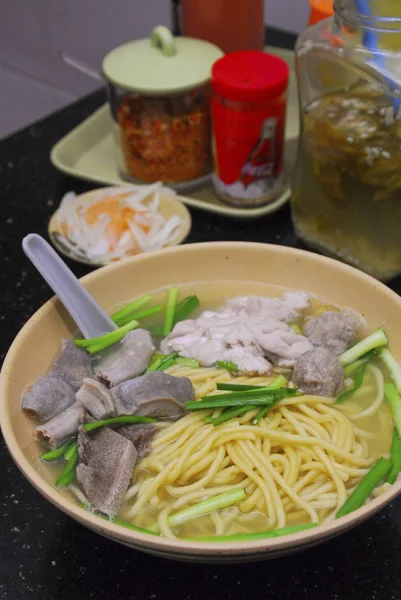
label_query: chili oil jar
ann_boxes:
[103,26,223,188]
[211,51,289,207]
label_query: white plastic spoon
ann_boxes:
[22,233,117,338]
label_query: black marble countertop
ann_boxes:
[2,29,401,600]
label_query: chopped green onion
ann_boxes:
[111,294,152,324]
[215,361,239,372]
[387,429,401,484]
[340,328,388,367]
[253,405,271,425]
[147,352,178,373]
[188,522,317,542]
[343,351,375,378]
[216,383,264,391]
[379,348,401,394]
[384,383,401,438]
[83,415,156,432]
[201,387,298,402]
[187,395,292,411]
[336,457,392,518]
[167,488,246,528]
[175,357,200,368]
[55,442,78,488]
[336,362,368,404]
[216,375,287,392]
[64,441,78,461]
[157,358,175,371]
[115,305,163,327]
[75,319,139,355]
[210,406,256,427]
[79,505,158,536]
[163,287,179,336]
[174,295,200,323]
[150,295,200,336]
[187,388,297,411]
[41,440,73,462]
[208,377,289,426]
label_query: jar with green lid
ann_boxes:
[103,26,223,188]
[291,1,401,281]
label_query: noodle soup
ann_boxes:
[21,281,399,542]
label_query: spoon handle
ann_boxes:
[22,234,117,339]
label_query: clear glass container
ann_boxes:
[291,0,401,281]
[109,84,212,185]
[102,26,223,188]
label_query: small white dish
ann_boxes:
[48,186,192,267]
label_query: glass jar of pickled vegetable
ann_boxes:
[291,0,401,281]
[103,26,223,189]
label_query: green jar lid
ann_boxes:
[103,25,224,96]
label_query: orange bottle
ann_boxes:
[308,0,334,25]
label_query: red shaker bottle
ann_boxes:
[211,51,289,207]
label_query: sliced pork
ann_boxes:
[111,371,193,418]
[225,292,310,321]
[35,401,85,449]
[117,424,158,458]
[161,293,312,374]
[95,329,153,387]
[49,339,92,392]
[292,348,343,397]
[76,378,115,420]
[76,427,137,516]
[304,311,357,355]
[21,375,75,421]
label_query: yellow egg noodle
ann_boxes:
[119,364,389,539]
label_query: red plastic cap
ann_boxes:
[211,51,290,103]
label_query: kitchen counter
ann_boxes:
[1,28,401,600]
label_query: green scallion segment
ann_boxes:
[150,295,200,336]
[79,505,158,536]
[147,352,178,373]
[384,383,401,438]
[387,429,401,484]
[115,305,163,327]
[188,522,317,542]
[336,362,367,404]
[253,405,271,425]
[157,358,175,371]
[215,361,239,372]
[41,440,73,462]
[175,357,200,368]
[336,457,392,518]
[201,387,298,402]
[111,294,152,324]
[343,350,376,378]
[216,383,264,392]
[216,375,287,393]
[339,328,388,367]
[75,319,139,355]
[83,415,156,432]
[174,295,200,323]
[379,348,401,394]
[55,442,79,488]
[210,405,256,427]
[167,488,246,528]
[187,388,297,411]
[163,287,179,336]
